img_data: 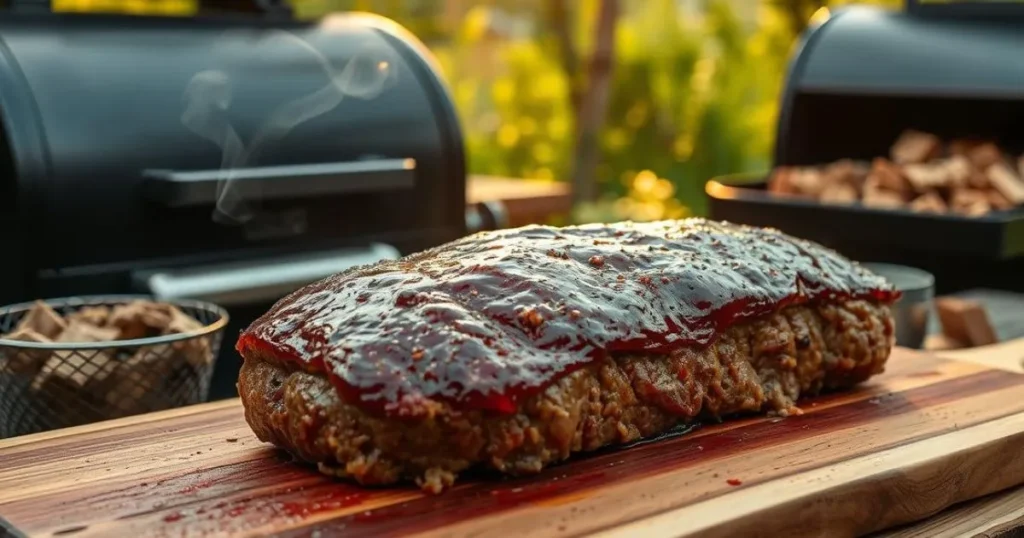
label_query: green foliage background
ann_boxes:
[293,0,900,222]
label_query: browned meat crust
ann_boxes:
[237,300,893,493]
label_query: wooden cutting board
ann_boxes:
[1,344,1023,538]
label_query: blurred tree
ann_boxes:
[286,0,902,222]
[51,0,195,15]
[551,0,619,205]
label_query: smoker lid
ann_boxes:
[0,11,465,271]
[787,6,1024,99]
[905,0,1024,21]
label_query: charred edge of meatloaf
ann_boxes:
[236,300,894,493]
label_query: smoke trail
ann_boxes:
[181,70,251,222]
[181,30,398,225]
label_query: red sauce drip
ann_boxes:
[163,512,184,523]
[237,219,899,417]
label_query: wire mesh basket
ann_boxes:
[0,295,228,439]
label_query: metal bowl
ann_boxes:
[0,295,228,438]
[861,263,935,349]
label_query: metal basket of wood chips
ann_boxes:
[0,296,228,438]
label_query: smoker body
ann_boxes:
[0,10,466,398]
[707,5,1024,294]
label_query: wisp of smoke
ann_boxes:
[181,29,398,225]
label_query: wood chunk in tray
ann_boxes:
[891,130,942,164]
[767,130,1024,217]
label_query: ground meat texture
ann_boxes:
[237,300,893,493]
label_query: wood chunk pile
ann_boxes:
[768,130,1024,217]
[925,297,999,351]
[1,300,212,425]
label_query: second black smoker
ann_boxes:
[708,1,1024,295]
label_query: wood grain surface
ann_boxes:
[876,484,1024,538]
[1,346,1023,538]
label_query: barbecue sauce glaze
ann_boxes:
[237,219,899,417]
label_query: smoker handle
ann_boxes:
[138,244,401,306]
[143,159,416,208]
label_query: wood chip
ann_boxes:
[2,328,52,376]
[107,301,204,340]
[66,306,112,327]
[99,344,183,416]
[31,320,121,392]
[824,159,870,187]
[891,130,941,164]
[767,167,798,195]
[935,297,998,347]
[949,139,981,157]
[944,156,972,188]
[988,189,1014,211]
[903,163,950,192]
[820,183,858,204]
[867,158,910,194]
[15,301,67,340]
[909,192,947,214]
[789,168,825,197]
[110,301,167,340]
[987,162,1024,205]
[56,320,120,344]
[862,184,904,209]
[967,170,990,190]
[98,305,210,416]
[950,189,992,216]
[967,142,1003,170]
[3,327,50,344]
[165,306,203,335]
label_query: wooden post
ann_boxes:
[547,0,582,117]
[570,0,618,204]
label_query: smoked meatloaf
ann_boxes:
[237,219,899,492]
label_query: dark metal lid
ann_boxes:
[0,11,465,273]
[787,6,1024,99]
[905,0,1024,21]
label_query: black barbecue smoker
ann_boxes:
[708,0,1024,295]
[0,2,466,399]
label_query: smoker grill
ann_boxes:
[0,4,466,399]
[707,2,1024,294]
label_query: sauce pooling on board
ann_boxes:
[238,219,899,416]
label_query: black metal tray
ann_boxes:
[705,173,1024,261]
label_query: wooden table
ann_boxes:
[466,175,571,228]
[877,485,1024,537]
[459,186,1022,530]
[874,339,1024,538]
[1,341,1023,537]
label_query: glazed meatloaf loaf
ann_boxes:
[237,219,899,493]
